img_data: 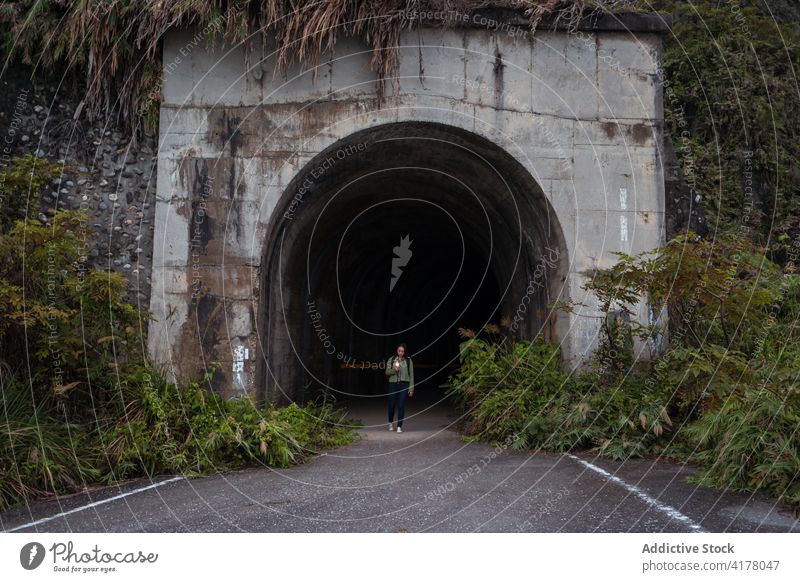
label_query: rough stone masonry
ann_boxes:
[0,68,158,310]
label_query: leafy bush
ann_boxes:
[446,334,569,441]
[0,154,59,232]
[98,365,360,482]
[448,234,800,508]
[446,333,674,458]
[640,0,800,241]
[568,374,674,460]
[588,234,800,504]
[684,385,800,508]
[0,202,361,511]
[0,209,141,419]
[0,375,101,510]
[582,234,781,356]
[1,364,361,510]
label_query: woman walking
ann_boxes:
[385,343,414,432]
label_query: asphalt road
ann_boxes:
[2,395,798,533]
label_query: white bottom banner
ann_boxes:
[1,533,797,581]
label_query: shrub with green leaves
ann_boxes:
[638,0,800,242]
[446,336,569,434]
[445,334,674,457]
[0,209,141,421]
[1,363,361,510]
[98,365,361,483]
[0,154,59,233]
[685,385,800,508]
[0,202,360,511]
[0,375,101,510]
[448,233,800,508]
[568,374,675,460]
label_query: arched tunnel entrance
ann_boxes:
[257,122,568,406]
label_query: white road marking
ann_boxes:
[5,476,184,532]
[567,454,706,532]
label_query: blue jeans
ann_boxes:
[387,381,409,427]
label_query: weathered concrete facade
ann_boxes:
[150,12,668,402]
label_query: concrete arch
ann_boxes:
[256,120,570,404]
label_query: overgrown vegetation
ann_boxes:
[0,0,632,136]
[448,234,799,509]
[1,366,359,510]
[441,1,800,507]
[447,335,678,459]
[4,0,795,238]
[1,0,798,515]
[0,159,359,512]
[1,365,359,510]
[640,0,800,241]
[0,154,58,232]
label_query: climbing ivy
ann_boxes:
[643,0,800,245]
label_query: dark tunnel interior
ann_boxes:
[257,122,566,405]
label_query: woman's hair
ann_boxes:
[395,343,408,356]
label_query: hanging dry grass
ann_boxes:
[0,0,635,138]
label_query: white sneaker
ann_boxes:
[396,426,403,433]
[388,423,394,431]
